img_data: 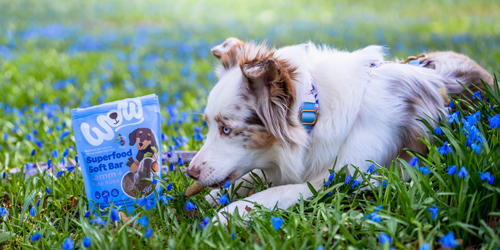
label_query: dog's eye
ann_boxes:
[223,127,231,135]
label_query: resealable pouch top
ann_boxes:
[71,94,162,213]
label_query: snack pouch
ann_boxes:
[71,94,162,213]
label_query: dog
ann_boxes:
[128,128,159,173]
[186,37,494,223]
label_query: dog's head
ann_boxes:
[187,37,304,187]
[129,128,157,151]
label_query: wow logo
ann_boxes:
[81,98,144,146]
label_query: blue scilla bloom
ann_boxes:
[329,172,335,181]
[138,216,148,227]
[446,165,457,175]
[46,187,51,194]
[170,163,175,172]
[32,129,38,136]
[25,133,34,141]
[60,130,70,140]
[57,170,65,178]
[379,233,392,245]
[47,159,52,169]
[429,204,438,220]
[31,232,41,241]
[145,199,156,210]
[472,91,482,101]
[324,181,331,187]
[439,232,457,248]
[31,149,36,156]
[420,242,430,250]
[345,175,352,184]
[83,236,91,248]
[219,194,230,205]
[471,143,481,154]
[35,139,43,148]
[479,171,494,185]
[56,124,62,130]
[271,217,284,230]
[3,133,7,141]
[365,212,381,223]
[178,157,184,166]
[138,198,148,207]
[186,201,196,211]
[63,148,69,157]
[434,126,442,135]
[90,217,106,226]
[161,133,168,141]
[145,228,153,238]
[194,126,201,133]
[458,166,468,178]
[62,237,73,250]
[438,141,453,156]
[352,180,361,188]
[84,210,90,218]
[160,195,174,205]
[224,180,231,189]
[448,111,460,124]
[52,149,59,158]
[111,208,120,222]
[409,157,418,167]
[0,207,9,217]
[30,206,36,217]
[489,114,500,129]
[367,165,376,173]
[419,166,431,176]
[167,183,173,191]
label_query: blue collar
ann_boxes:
[299,72,319,132]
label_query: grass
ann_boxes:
[0,0,500,249]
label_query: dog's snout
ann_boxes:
[187,166,201,180]
[139,142,143,147]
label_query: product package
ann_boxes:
[71,94,162,213]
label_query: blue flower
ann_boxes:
[324,181,331,187]
[367,165,376,173]
[31,232,41,241]
[47,159,52,169]
[0,207,9,217]
[328,172,335,181]
[458,167,468,178]
[231,233,235,241]
[37,199,40,207]
[145,228,153,238]
[66,166,75,172]
[420,242,430,250]
[203,217,210,225]
[479,171,494,185]
[345,175,352,184]
[159,195,174,205]
[60,130,70,140]
[178,157,184,166]
[446,165,457,175]
[271,217,284,230]
[434,126,442,135]
[489,114,500,129]
[169,163,175,172]
[219,194,230,205]
[57,170,65,178]
[472,91,482,101]
[224,180,231,189]
[419,166,431,177]
[379,233,392,245]
[84,210,90,218]
[383,180,387,187]
[438,232,457,248]
[365,212,381,223]
[51,149,59,158]
[375,205,383,212]
[448,111,460,124]
[161,133,168,141]
[352,180,361,188]
[167,183,173,191]
[62,237,73,250]
[31,149,36,156]
[83,236,91,248]
[145,199,156,210]
[429,204,438,220]
[30,206,36,217]
[186,201,196,211]
[409,157,419,167]
[111,208,120,222]
[90,217,106,226]
[438,141,453,156]
[63,148,69,157]
[471,143,481,154]
[46,187,51,194]
[138,216,149,227]
[138,198,148,207]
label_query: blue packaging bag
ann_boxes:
[71,94,162,213]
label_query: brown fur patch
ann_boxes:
[244,128,279,149]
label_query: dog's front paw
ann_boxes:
[213,201,254,225]
[205,189,221,207]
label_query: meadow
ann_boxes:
[0,0,499,249]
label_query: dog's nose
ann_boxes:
[186,166,201,180]
[139,143,143,147]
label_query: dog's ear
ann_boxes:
[211,37,244,68]
[242,57,297,142]
[129,129,139,146]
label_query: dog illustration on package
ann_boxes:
[122,128,160,198]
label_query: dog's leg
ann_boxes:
[214,182,314,224]
[205,170,269,207]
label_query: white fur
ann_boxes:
[191,42,458,224]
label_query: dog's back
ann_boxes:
[425,51,495,100]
